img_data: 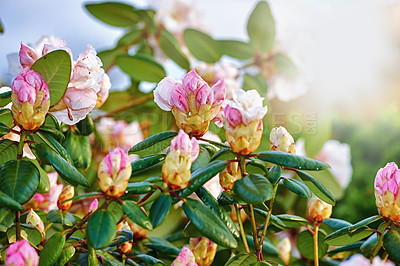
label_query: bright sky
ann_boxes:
[1,0,399,116]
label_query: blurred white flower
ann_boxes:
[339,254,394,266]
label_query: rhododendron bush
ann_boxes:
[0,1,399,266]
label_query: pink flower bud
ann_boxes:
[211,79,225,107]
[182,69,209,94]
[154,77,183,111]
[26,209,45,241]
[6,239,39,266]
[11,67,50,130]
[57,185,74,211]
[88,198,99,213]
[172,246,197,266]
[98,147,132,197]
[270,126,296,154]
[224,105,242,128]
[19,43,40,68]
[374,162,400,222]
[189,237,217,266]
[162,131,199,190]
[195,84,214,110]
[307,195,332,223]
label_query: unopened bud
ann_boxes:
[189,237,217,266]
[26,209,45,241]
[88,198,98,213]
[57,185,74,211]
[5,239,39,266]
[172,246,197,266]
[219,162,241,190]
[307,195,332,223]
[269,126,295,154]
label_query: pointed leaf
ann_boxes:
[325,226,373,246]
[110,229,134,246]
[55,245,75,266]
[31,50,72,106]
[131,154,165,173]
[39,232,66,266]
[29,159,50,193]
[232,174,273,204]
[247,1,275,52]
[0,122,10,138]
[0,160,39,204]
[274,214,308,228]
[47,209,76,226]
[383,230,400,264]
[225,253,257,266]
[123,200,153,230]
[116,54,166,82]
[297,230,328,260]
[210,148,236,162]
[218,40,255,60]
[0,109,13,125]
[149,194,171,228]
[63,131,92,170]
[0,91,11,107]
[159,29,190,70]
[0,139,18,167]
[85,2,139,27]
[183,29,222,63]
[323,218,352,229]
[145,237,180,256]
[129,131,177,156]
[283,178,312,198]
[191,146,211,172]
[126,181,154,195]
[0,191,24,211]
[182,198,237,248]
[257,151,330,171]
[87,210,117,249]
[296,170,335,205]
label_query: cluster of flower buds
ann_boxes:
[5,239,39,266]
[162,130,199,190]
[219,162,241,190]
[16,36,110,125]
[269,126,296,154]
[307,195,332,223]
[98,147,132,197]
[57,185,74,211]
[26,209,45,241]
[154,69,225,137]
[374,162,400,223]
[223,89,268,155]
[116,221,133,255]
[189,237,217,266]
[10,67,50,130]
[172,246,197,266]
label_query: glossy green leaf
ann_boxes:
[0,122,10,138]
[328,241,363,255]
[179,160,228,198]
[191,146,211,172]
[85,2,139,27]
[325,226,373,246]
[63,131,92,170]
[0,191,24,211]
[252,208,285,230]
[126,181,154,195]
[0,109,13,125]
[274,214,308,228]
[145,237,180,256]
[232,174,273,204]
[183,221,203,238]
[201,139,230,149]
[55,245,75,266]
[107,199,124,223]
[43,113,60,130]
[268,165,281,184]
[283,178,312,198]
[383,230,400,263]
[7,224,42,246]
[110,229,134,246]
[123,200,153,230]
[129,131,177,156]
[116,54,166,82]
[149,194,171,228]
[196,187,239,238]
[87,209,117,249]
[29,159,49,193]
[210,148,236,162]
[246,235,279,255]
[47,209,76,226]
[134,254,165,265]
[31,50,71,106]
[217,190,246,206]
[323,218,352,229]
[159,29,190,70]
[257,151,330,171]
[182,198,237,248]
[131,154,165,173]
[247,1,275,52]
[183,28,222,63]
[76,115,94,136]
[0,139,18,167]
[0,207,15,232]
[39,232,66,266]
[225,253,257,266]
[296,170,336,205]
[242,73,267,96]
[32,131,74,166]
[0,91,11,107]
[96,250,124,265]
[297,230,328,260]
[360,233,377,257]
[218,40,255,60]
[34,144,89,187]
[0,160,39,204]
[246,159,269,176]
[38,126,64,143]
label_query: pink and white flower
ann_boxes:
[5,240,39,266]
[270,126,296,154]
[172,246,197,266]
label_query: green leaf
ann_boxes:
[34,144,89,187]
[246,235,279,255]
[55,245,75,266]
[97,47,123,71]
[76,115,94,136]
[273,53,297,78]
[7,224,42,246]
[129,131,177,156]
[38,126,65,143]
[0,109,13,125]
[117,29,143,47]
[283,178,312,198]
[87,209,117,249]
[183,29,222,63]
[347,215,382,231]
[0,191,24,211]
[47,209,76,226]
[0,20,3,34]
[296,170,336,205]
[159,30,190,70]
[63,131,92,170]
[0,160,39,204]
[31,50,72,106]
[323,218,352,229]
[131,154,165,173]
[325,226,373,246]
[123,200,153,230]
[274,214,308,228]
[328,241,363,255]
[268,165,281,184]
[225,253,257,266]
[257,151,330,171]
[247,1,275,52]
[196,187,240,238]
[218,40,255,60]
[149,194,171,228]
[179,160,228,198]
[246,159,269,176]
[110,229,133,246]
[126,181,154,195]
[210,148,236,162]
[182,198,237,248]
[232,174,273,204]
[145,237,180,256]
[32,131,74,166]
[217,190,246,206]
[0,139,18,167]
[85,2,139,27]
[183,221,203,238]
[134,254,165,265]
[191,146,211,172]
[0,207,15,232]
[0,91,11,108]
[27,159,49,193]
[297,230,328,260]
[383,230,400,264]
[39,232,66,266]
[242,73,268,97]
[116,54,166,82]
[360,233,377,257]
[252,208,285,230]
[107,199,124,223]
[43,113,60,130]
